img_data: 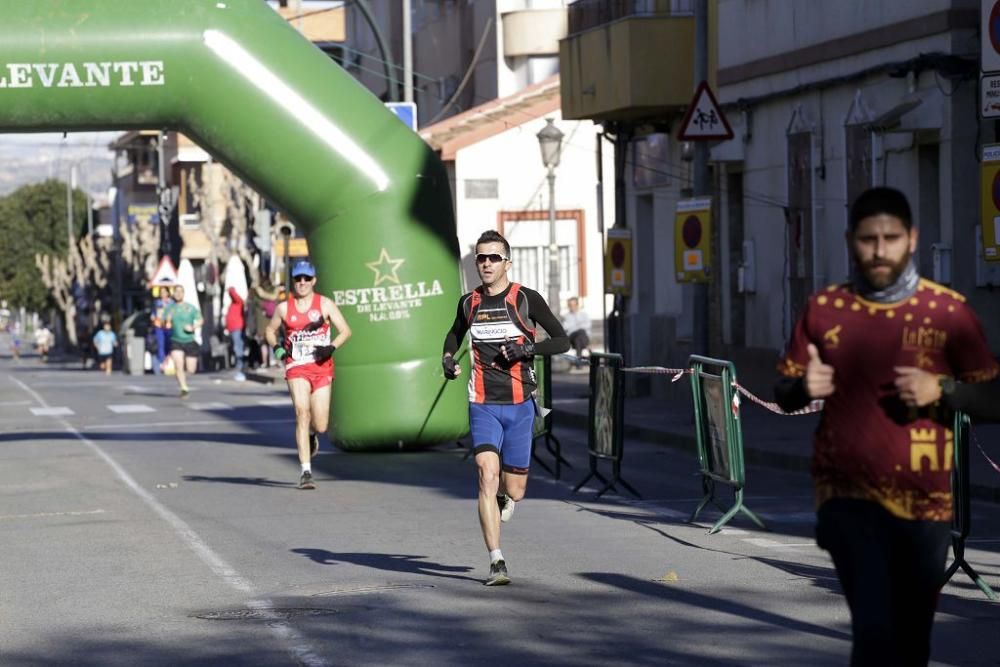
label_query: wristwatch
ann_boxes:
[938,375,957,399]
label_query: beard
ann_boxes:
[860,253,911,289]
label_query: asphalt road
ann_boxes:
[1,355,998,665]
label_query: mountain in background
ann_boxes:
[0,142,113,196]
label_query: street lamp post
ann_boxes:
[536,118,564,313]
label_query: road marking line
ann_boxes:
[31,381,121,388]
[83,417,295,431]
[0,400,33,407]
[718,528,749,536]
[30,407,74,416]
[0,509,106,521]
[9,375,328,667]
[257,398,291,406]
[743,537,816,549]
[107,404,156,414]
[187,402,233,411]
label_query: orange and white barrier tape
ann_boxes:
[732,382,824,416]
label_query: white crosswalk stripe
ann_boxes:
[30,406,74,416]
[187,402,233,411]
[257,398,291,406]
[742,537,816,549]
[107,404,156,414]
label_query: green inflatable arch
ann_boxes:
[0,0,468,449]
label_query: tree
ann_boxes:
[188,162,263,290]
[35,226,113,347]
[0,180,87,313]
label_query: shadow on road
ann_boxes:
[182,475,296,488]
[290,549,479,583]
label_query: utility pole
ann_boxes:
[692,0,710,355]
[402,0,413,103]
[157,131,173,261]
[66,164,77,251]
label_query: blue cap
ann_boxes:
[291,259,316,278]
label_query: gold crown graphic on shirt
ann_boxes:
[909,428,937,442]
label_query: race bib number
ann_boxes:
[471,321,523,342]
[289,330,330,363]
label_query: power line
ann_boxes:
[337,42,794,212]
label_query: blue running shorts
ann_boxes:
[469,401,536,474]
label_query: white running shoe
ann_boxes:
[497,493,516,523]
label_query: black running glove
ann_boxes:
[501,340,534,362]
[313,344,336,361]
[442,354,458,379]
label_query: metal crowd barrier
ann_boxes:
[945,412,997,600]
[687,355,767,534]
[531,355,570,479]
[572,352,641,498]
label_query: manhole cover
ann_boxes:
[311,583,435,597]
[194,608,338,621]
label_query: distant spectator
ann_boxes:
[92,321,118,375]
[226,286,247,381]
[562,297,591,365]
[150,286,173,375]
[255,281,284,368]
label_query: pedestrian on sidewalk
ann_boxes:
[226,286,247,381]
[562,296,591,369]
[441,230,569,586]
[92,320,118,375]
[264,259,351,490]
[165,285,203,398]
[774,187,999,666]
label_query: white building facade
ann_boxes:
[597,0,994,386]
[420,78,614,326]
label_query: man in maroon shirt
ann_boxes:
[775,187,998,666]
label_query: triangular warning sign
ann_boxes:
[149,256,179,287]
[677,81,734,141]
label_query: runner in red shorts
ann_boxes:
[264,260,352,489]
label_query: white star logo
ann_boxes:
[366,248,405,286]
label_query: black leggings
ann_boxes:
[816,498,951,667]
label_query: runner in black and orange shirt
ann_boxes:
[442,230,569,586]
[775,187,998,666]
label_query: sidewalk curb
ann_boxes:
[555,409,1000,504]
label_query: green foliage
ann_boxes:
[0,179,88,311]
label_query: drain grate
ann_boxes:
[310,583,436,597]
[195,607,338,621]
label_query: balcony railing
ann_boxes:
[568,0,693,35]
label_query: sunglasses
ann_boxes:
[293,275,314,283]
[475,253,509,264]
